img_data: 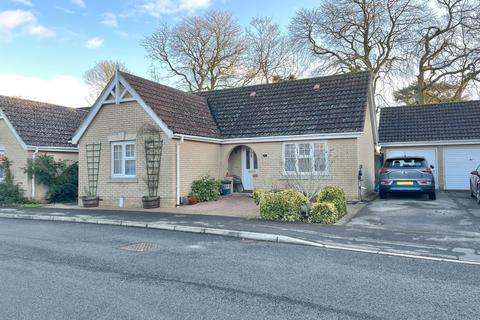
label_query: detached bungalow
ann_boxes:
[379,101,480,190]
[72,71,378,208]
[0,96,87,200]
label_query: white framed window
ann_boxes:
[0,149,5,182]
[111,141,136,178]
[282,142,329,175]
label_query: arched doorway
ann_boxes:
[228,146,258,191]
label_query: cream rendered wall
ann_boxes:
[218,138,360,200]
[227,147,242,177]
[356,104,376,194]
[0,119,29,193]
[178,140,222,196]
[78,101,176,208]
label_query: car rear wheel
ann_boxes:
[379,191,387,199]
[428,192,436,200]
[476,190,480,204]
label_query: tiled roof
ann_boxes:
[120,71,371,139]
[120,72,221,138]
[198,72,371,138]
[0,95,88,148]
[379,100,480,144]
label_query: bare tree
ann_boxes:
[244,17,299,84]
[83,60,129,103]
[143,10,245,92]
[289,0,423,93]
[412,0,480,104]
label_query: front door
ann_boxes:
[241,147,258,190]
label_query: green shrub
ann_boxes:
[24,155,78,203]
[308,202,338,224]
[253,189,267,206]
[0,157,26,206]
[317,186,347,216]
[191,175,222,202]
[259,189,307,222]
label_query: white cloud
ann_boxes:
[71,0,86,8]
[101,12,118,28]
[0,10,36,29]
[0,73,90,108]
[0,10,54,39]
[11,0,33,6]
[139,0,211,17]
[27,24,55,37]
[85,36,103,49]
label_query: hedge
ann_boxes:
[316,186,347,217]
[259,189,307,222]
[308,202,338,224]
[253,189,267,206]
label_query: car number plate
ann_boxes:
[397,181,414,186]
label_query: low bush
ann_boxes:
[259,189,307,222]
[191,175,222,202]
[316,186,347,217]
[0,157,26,206]
[308,202,338,224]
[253,189,267,206]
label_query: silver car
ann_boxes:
[379,156,436,200]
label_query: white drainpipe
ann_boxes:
[31,147,39,199]
[176,135,185,206]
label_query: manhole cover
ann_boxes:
[120,242,160,252]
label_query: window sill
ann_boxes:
[280,175,332,180]
[108,177,138,183]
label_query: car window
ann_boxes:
[385,158,426,168]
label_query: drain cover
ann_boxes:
[120,242,160,252]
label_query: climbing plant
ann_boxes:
[0,156,26,206]
[24,155,78,203]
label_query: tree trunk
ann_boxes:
[416,72,425,105]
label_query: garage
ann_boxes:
[378,100,480,191]
[444,148,480,190]
[385,149,438,189]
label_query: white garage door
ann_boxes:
[444,148,480,190]
[386,149,438,189]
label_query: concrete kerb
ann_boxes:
[2,212,480,266]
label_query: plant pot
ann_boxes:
[82,196,100,208]
[142,196,160,209]
[187,195,198,205]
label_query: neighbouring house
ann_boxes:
[0,96,87,201]
[379,101,480,190]
[72,71,378,208]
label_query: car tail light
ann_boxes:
[419,180,431,185]
[422,167,433,174]
[379,168,390,174]
[381,180,393,185]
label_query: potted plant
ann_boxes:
[140,124,163,209]
[83,143,102,208]
[187,194,198,205]
[82,189,101,207]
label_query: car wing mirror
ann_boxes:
[430,165,434,169]
[471,171,478,176]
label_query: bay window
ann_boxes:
[282,142,328,175]
[111,141,136,178]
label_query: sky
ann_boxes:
[0,0,319,107]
